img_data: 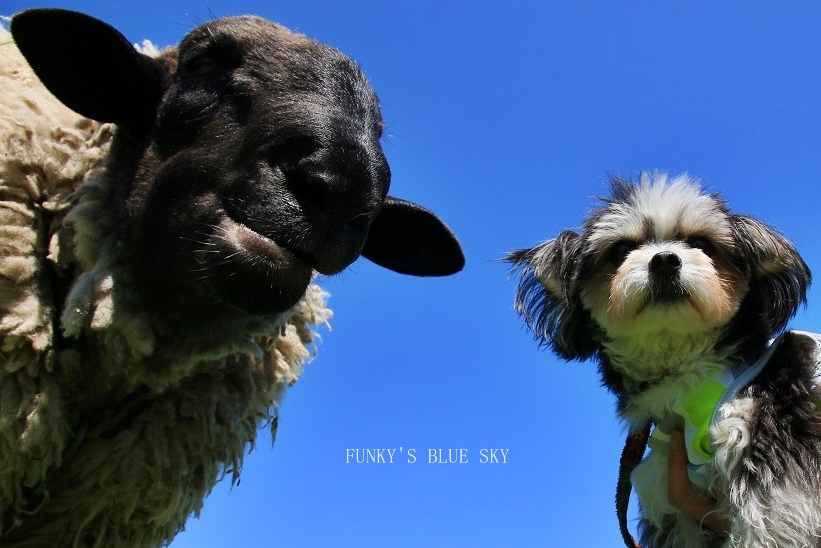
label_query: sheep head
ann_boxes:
[10,9,464,316]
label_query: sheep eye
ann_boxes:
[688,236,714,256]
[188,54,218,76]
[608,240,637,266]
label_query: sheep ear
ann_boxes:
[10,8,166,133]
[731,215,811,332]
[361,196,465,276]
[505,231,598,360]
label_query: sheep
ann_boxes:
[0,8,464,548]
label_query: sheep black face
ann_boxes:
[11,9,464,316]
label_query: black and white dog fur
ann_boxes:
[508,172,821,547]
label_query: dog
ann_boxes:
[507,172,820,547]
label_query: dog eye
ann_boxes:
[608,240,637,266]
[688,236,714,256]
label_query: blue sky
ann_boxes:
[7,1,821,546]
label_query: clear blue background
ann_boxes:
[5,2,821,546]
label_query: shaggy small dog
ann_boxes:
[508,173,821,547]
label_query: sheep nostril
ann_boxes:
[284,167,328,213]
[346,210,375,234]
[649,251,682,275]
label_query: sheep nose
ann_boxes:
[285,166,379,224]
[649,251,682,276]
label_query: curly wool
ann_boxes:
[0,28,330,548]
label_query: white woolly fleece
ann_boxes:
[0,27,331,548]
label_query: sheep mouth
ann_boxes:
[231,222,316,267]
[203,217,316,314]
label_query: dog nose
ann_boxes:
[649,251,682,275]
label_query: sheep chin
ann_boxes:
[204,217,315,314]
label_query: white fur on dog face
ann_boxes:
[581,174,747,340]
[583,241,745,334]
[586,174,732,252]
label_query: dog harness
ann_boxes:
[617,330,821,548]
[646,330,821,490]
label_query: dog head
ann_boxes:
[507,173,810,392]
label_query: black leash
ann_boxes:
[616,422,651,548]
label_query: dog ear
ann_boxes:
[731,215,811,333]
[506,230,598,360]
